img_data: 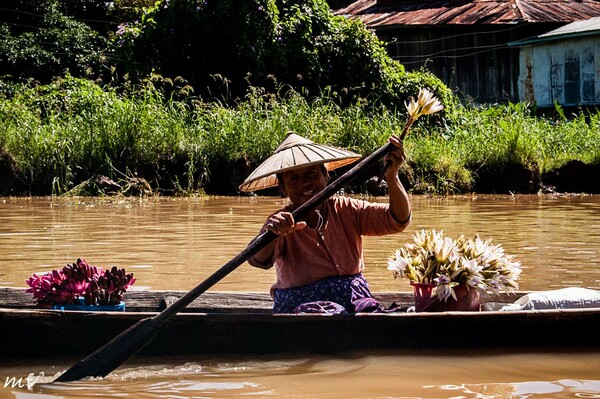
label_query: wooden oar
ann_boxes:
[54,141,394,382]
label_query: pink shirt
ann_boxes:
[249,196,408,293]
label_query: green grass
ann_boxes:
[1,76,599,196]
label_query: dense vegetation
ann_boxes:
[1,0,454,109]
[0,0,598,196]
[1,77,598,196]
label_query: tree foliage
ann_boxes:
[116,0,456,110]
[0,0,109,84]
[0,0,455,110]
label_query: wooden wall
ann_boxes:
[376,23,561,104]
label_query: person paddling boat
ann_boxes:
[239,132,411,314]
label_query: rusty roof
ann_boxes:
[334,0,600,27]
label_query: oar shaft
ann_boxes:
[153,230,277,325]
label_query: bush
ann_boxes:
[3,77,597,196]
[110,0,159,24]
[115,0,277,103]
[0,1,110,84]
[115,0,456,111]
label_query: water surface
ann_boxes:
[1,195,599,398]
[1,195,599,291]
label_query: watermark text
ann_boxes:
[4,372,45,390]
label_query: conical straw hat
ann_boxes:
[239,131,361,192]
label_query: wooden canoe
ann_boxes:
[1,287,599,358]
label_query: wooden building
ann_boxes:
[509,17,600,107]
[334,0,600,105]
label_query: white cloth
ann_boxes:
[501,287,600,311]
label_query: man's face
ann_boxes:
[279,165,328,207]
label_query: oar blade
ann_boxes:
[54,317,160,382]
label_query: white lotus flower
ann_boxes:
[433,275,457,301]
[417,88,434,107]
[386,229,522,299]
[398,88,444,141]
[405,99,419,118]
[387,251,409,278]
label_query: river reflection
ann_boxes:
[2,350,600,398]
[1,195,599,399]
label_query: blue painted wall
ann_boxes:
[517,36,600,107]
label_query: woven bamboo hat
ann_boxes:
[239,131,361,192]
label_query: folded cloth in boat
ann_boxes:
[501,287,600,311]
[273,274,373,314]
[292,297,402,314]
[274,274,403,314]
[293,298,402,314]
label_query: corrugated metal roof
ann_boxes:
[335,0,600,27]
[539,15,600,36]
[508,16,600,45]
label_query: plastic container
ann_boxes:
[51,298,125,311]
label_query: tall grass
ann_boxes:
[1,77,599,195]
[445,103,600,171]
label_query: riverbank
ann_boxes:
[1,78,599,196]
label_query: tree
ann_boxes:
[0,0,109,84]
[116,0,455,110]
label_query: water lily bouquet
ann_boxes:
[26,258,136,306]
[387,229,522,301]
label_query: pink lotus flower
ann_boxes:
[25,258,135,306]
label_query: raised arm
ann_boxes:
[383,135,411,225]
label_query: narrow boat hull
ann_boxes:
[1,288,599,358]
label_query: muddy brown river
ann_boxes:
[1,195,599,398]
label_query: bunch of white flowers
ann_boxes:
[399,88,444,140]
[387,229,522,301]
